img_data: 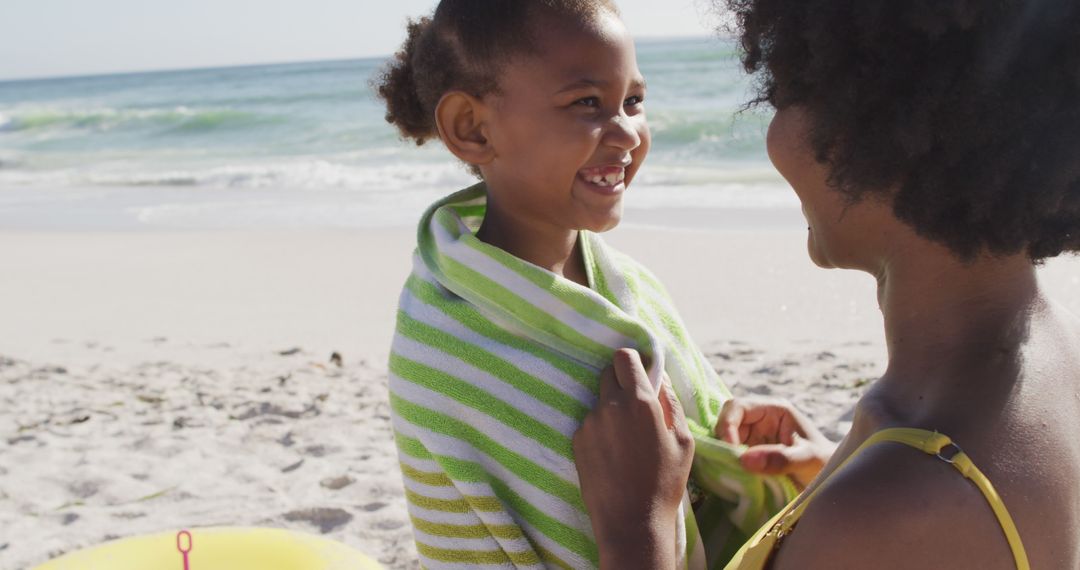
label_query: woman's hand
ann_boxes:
[573,349,694,570]
[716,397,836,490]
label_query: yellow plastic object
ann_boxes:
[33,527,384,570]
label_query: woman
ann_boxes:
[573,1,1080,569]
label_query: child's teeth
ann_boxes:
[582,168,626,187]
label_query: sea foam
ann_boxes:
[0,38,796,230]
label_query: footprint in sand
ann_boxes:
[751,365,784,376]
[231,402,318,421]
[744,384,773,396]
[320,475,355,490]
[111,511,147,520]
[67,480,100,499]
[303,444,328,457]
[281,459,304,473]
[374,518,406,531]
[282,507,353,534]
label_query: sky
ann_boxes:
[0,0,722,81]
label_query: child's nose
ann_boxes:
[603,114,643,151]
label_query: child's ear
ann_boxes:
[434,91,495,167]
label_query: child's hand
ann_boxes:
[716,397,836,490]
[573,349,693,570]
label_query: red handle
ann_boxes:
[176,530,193,570]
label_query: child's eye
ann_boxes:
[574,97,601,108]
[624,95,645,106]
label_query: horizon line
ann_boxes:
[0,34,725,84]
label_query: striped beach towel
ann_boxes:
[389,183,797,569]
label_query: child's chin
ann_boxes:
[581,210,623,233]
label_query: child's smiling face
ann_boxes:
[480,10,650,233]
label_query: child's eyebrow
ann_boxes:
[555,77,648,93]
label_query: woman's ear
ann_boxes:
[434,91,495,168]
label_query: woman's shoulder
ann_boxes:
[769,438,1019,570]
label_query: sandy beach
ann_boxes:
[2,223,1079,569]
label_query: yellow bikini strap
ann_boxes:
[777,427,1030,570]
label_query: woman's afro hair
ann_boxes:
[723,0,1080,260]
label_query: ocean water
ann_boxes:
[0,37,795,230]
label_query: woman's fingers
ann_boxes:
[778,408,797,447]
[717,397,812,446]
[660,381,695,459]
[611,348,651,395]
[740,442,813,474]
[573,349,695,567]
[739,439,831,489]
[718,397,785,445]
[715,397,836,489]
[598,362,620,403]
[658,378,683,431]
[717,398,746,444]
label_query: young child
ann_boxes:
[376,2,795,568]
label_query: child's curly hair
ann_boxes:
[723,0,1080,261]
[375,0,618,149]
